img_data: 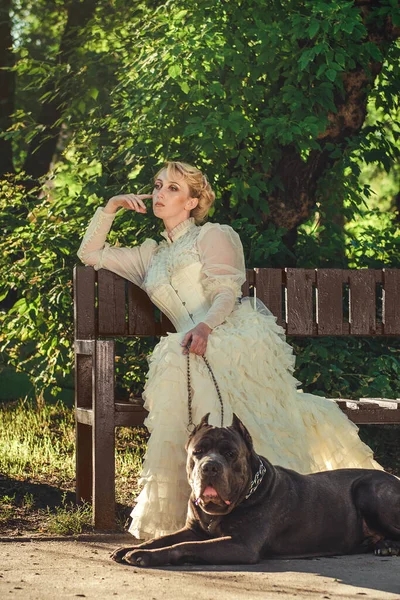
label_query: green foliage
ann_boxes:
[0,495,16,524]
[292,337,400,400]
[0,0,399,399]
[45,494,93,535]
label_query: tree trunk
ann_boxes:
[264,0,399,243]
[0,0,15,176]
[22,0,97,185]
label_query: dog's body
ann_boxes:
[112,414,400,567]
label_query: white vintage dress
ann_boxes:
[78,208,382,539]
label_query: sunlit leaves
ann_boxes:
[1,0,400,402]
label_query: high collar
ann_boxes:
[160,217,196,245]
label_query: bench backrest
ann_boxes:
[74,266,400,339]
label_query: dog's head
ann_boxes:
[185,413,260,515]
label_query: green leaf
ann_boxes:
[325,69,337,82]
[168,64,182,79]
[308,20,320,39]
[89,88,99,100]
[341,21,355,35]
[179,81,190,94]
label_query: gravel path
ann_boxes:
[1,534,399,600]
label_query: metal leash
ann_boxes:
[186,351,224,432]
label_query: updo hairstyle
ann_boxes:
[155,161,215,224]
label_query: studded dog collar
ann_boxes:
[245,458,267,500]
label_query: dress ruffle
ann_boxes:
[128,301,382,540]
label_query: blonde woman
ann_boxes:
[78,161,381,540]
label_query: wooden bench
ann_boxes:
[74,266,400,529]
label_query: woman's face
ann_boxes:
[152,169,198,221]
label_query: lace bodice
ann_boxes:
[77,208,246,331]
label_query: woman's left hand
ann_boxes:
[181,322,212,356]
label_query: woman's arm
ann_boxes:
[181,224,246,355]
[77,194,156,288]
[198,223,246,329]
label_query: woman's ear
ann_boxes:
[186,197,199,210]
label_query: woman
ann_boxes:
[78,161,382,540]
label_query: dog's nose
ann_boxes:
[201,460,221,477]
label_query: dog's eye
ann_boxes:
[225,451,236,459]
[192,448,204,456]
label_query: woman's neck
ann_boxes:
[163,213,192,236]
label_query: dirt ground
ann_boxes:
[0,534,399,600]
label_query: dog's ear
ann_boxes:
[185,413,211,450]
[230,413,254,451]
[198,413,210,429]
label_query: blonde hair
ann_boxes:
[155,161,215,224]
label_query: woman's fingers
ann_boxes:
[110,193,152,212]
[132,194,152,211]
[182,327,210,355]
[181,332,192,354]
[126,194,152,212]
[188,334,207,356]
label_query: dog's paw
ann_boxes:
[110,546,138,563]
[124,549,153,567]
[374,539,400,557]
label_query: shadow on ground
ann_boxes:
[161,552,400,596]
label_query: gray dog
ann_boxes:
[112,413,400,567]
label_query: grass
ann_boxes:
[45,493,93,535]
[0,399,75,483]
[0,399,148,536]
[0,399,399,536]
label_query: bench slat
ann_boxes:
[242,268,255,298]
[74,266,96,339]
[127,282,158,336]
[383,269,400,335]
[286,269,316,335]
[98,270,126,336]
[317,269,348,335]
[349,270,378,335]
[254,268,284,327]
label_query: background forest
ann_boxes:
[1,0,400,409]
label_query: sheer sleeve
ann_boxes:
[197,223,246,329]
[77,207,158,288]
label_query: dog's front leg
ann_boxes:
[123,536,260,567]
[111,527,201,563]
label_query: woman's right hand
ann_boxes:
[104,194,153,214]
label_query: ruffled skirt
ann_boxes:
[128,299,382,540]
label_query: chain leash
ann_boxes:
[186,352,224,432]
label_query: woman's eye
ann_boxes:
[170,186,178,191]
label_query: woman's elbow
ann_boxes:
[77,249,99,267]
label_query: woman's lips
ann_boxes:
[154,202,164,207]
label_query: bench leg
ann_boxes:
[76,422,93,503]
[93,340,116,530]
[75,348,94,504]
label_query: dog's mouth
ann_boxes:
[195,485,231,511]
